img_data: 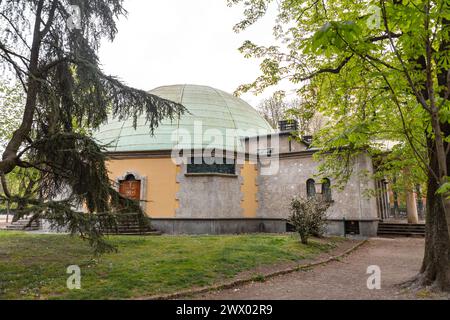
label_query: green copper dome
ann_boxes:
[94,84,274,152]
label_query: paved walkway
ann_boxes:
[194,238,428,300]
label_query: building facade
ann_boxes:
[94,84,380,237]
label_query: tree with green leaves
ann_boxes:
[289,196,330,245]
[257,95,289,128]
[229,0,450,290]
[0,80,37,215]
[0,0,184,252]
[0,80,24,154]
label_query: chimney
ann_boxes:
[302,135,313,145]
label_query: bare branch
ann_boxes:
[0,12,31,50]
[300,54,354,81]
[40,0,58,38]
[368,32,402,42]
[0,173,11,199]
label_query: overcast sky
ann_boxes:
[98,0,291,107]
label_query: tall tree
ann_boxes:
[0,80,35,213]
[0,80,24,153]
[0,0,184,252]
[257,95,326,134]
[257,95,288,129]
[285,98,327,136]
[230,0,450,290]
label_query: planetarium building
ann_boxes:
[94,84,381,236]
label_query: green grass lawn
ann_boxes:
[0,231,341,300]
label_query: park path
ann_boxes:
[194,238,429,300]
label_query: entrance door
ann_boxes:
[119,174,141,201]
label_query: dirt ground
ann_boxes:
[193,237,449,300]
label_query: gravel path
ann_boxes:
[194,238,428,300]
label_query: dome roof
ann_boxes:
[94,84,274,152]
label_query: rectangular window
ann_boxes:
[187,157,236,175]
[344,220,360,235]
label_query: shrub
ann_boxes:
[289,197,330,245]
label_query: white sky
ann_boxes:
[98,0,294,107]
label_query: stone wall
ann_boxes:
[256,147,379,223]
[175,163,244,218]
[151,218,286,235]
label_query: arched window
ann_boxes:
[306,179,316,198]
[322,178,332,202]
[124,174,136,181]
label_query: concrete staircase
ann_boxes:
[378,222,425,237]
[100,214,162,236]
[6,217,41,231]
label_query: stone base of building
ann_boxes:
[150,218,287,235]
[151,218,380,237]
[325,218,380,237]
[38,217,379,237]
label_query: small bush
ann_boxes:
[289,197,330,245]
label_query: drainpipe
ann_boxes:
[6,199,10,224]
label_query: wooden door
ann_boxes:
[119,180,141,201]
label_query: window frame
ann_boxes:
[322,178,332,202]
[306,179,316,198]
[186,157,237,176]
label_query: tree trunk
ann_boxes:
[411,17,450,290]
[299,232,308,245]
[416,138,450,291]
[6,200,10,223]
[0,0,43,176]
[406,191,419,224]
[436,18,450,242]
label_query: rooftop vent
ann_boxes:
[302,135,313,145]
[278,120,298,132]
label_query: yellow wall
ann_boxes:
[107,158,259,219]
[106,158,179,218]
[240,161,259,217]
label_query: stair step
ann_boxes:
[378,231,424,234]
[8,222,39,226]
[378,229,425,232]
[379,230,425,232]
[99,214,160,235]
[7,222,39,225]
[378,222,425,237]
[104,231,162,236]
[6,226,40,231]
[379,224,425,226]
[379,226,425,229]
[103,230,154,233]
[379,231,425,233]
[5,216,41,232]
[378,233,424,237]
